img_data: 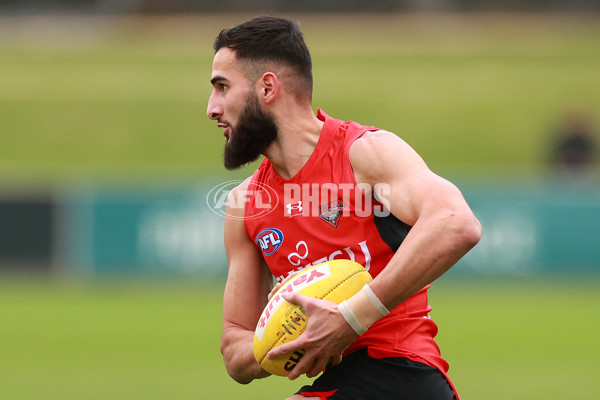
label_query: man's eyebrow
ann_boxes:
[210,76,228,85]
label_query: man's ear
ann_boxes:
[259,72,279,104]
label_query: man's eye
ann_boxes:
[220,84,228,92]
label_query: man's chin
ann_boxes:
[224,151,262,171]
[224,160,253,171]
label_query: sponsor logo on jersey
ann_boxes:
[285,201,303,217]
[319,198,344,227]
[255,263,332,341]
[280,240,372,282]
[256,228,284,256]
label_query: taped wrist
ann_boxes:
[337,284,390,336]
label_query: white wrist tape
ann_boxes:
[338,300,366,335]
[338,284,389,336]
[362,284,390,316]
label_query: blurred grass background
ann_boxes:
[2,277,599,399]
[1,13,600,400]
[1,14,599,181]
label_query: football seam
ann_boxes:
[263,268,366,358]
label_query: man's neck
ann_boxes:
[263,108,324,180]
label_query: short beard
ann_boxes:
[223,92,278,171]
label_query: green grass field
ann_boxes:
[1,277,599,399]
[0,14,599,182]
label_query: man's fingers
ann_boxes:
[266,337,304,360]
[300,352,341,379]
[288,350,327,380]
[330,354,343,366]
[268,270,301,301]
[265,294,346,380]
[305,355,328,378]
[282,291,311,307]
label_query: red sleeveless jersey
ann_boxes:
[244,110,455,391]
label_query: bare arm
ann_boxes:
[351,130,482,309]
[220,182,273,384]
[267,130,481,380]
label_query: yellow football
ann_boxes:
[253,259,372,376]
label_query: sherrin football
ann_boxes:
[253,259,372,376]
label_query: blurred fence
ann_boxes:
[2,178,599,278]
[458,177,600,275]
[60,183,225,277]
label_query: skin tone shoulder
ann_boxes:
[208,46,482,392]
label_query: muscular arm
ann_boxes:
[220,182,273,384]
[351,130,482,310]
[267,129,481,380]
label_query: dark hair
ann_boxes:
[213,16,313,101]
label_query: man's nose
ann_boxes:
[207,94,222,120]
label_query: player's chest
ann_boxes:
[249,196,378,282]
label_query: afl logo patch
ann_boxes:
[256,228,284,256]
